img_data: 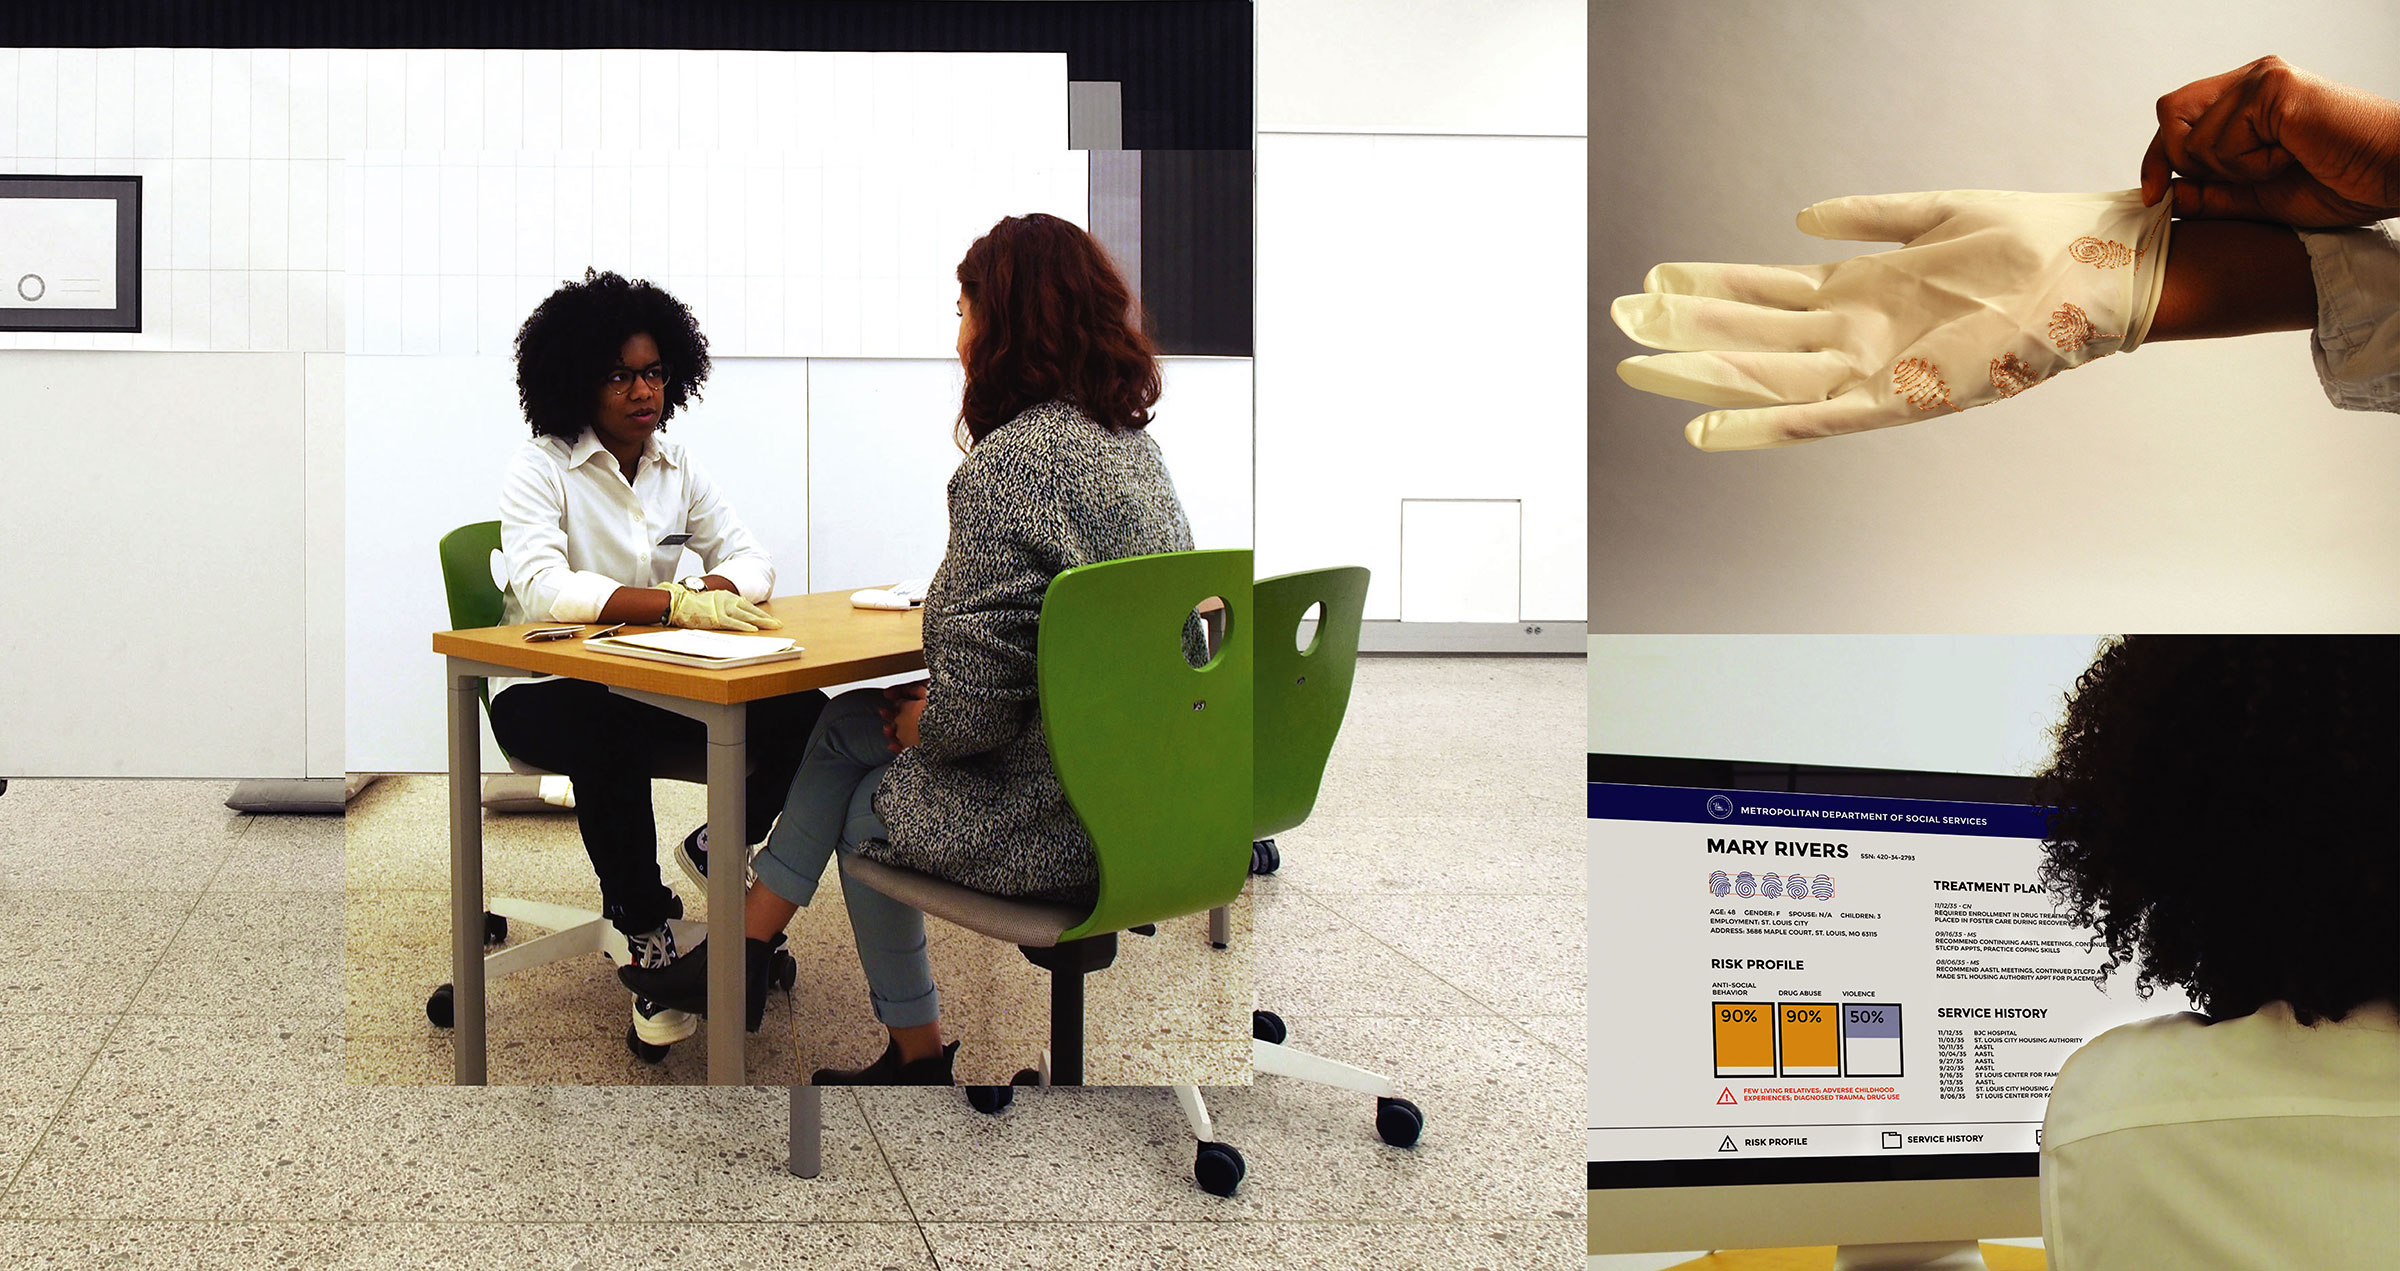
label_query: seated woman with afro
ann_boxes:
[2034,636,2398,1271]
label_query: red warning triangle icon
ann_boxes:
[1717,1088,1738,1105]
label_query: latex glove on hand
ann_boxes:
[1613,189,2172,451]
[664,582,783,631]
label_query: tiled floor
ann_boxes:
[343,773,1253,1088]
[0,655,1586,1268]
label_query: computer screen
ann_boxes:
[1586,754,2192,1254]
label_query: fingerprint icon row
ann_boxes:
[1710,871,1833,900]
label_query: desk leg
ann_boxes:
[704,703,748,1086]
[788,1085,822,1178]
[447,661,488,1085]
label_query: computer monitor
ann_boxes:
[1585,753,2190,1270]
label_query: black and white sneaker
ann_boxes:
[674,825,711,887]
[675,824,760,890]
[626,925,698,1046]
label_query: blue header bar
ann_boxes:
[1588,782,2054,840]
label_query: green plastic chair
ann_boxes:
[1240,566,1423,1166]
[436,522,517,754]
[1250,565,1370,873]
[835,548,1253,1088]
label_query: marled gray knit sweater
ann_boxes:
[865,400,1196,900]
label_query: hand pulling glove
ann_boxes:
[664,582,783,631]
[1612,189,2172,451]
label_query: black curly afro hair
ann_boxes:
[2035,636,2399,1026]
[513,269,710,440]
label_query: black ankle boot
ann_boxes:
[616,937,773,1032]
[812,1038,959,1085]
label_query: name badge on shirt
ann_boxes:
[657,533,692,547]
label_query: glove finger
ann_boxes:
[1795,191,1954,245]
[1611,292,1840,352]
[732,597,785,629]
[1643,260,1827,308]
[1685,387,1893,451]
[1619,350,1853,409]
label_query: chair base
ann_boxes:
[1019,933,1118,1086]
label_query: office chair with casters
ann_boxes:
[1194,565,1423,1194]
[816,549,1255,1181]
[911,564,1418,1197]
[426,521,796,1063]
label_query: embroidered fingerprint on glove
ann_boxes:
[2069,236,2138,269]
[1893,357,1959,411]
[1990,353,2041,397]
[2047,301,2119,351]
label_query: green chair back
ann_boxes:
[1252,566,1370,840]
[439,520,508,632]
[1040,549,1253,942]
[438,520,510,731]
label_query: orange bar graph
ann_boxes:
[1713,1001,1774,1077]
[1777,1001,1840,1075]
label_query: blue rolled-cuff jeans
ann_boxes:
[752,686,940,1030]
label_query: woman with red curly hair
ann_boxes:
[623,214,1197,1084]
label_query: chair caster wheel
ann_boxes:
[1375,1096,1423,1148]
[1010,1068,1042,1087]
[771,950,797,992]
[1194,1140,1245,1196]
[1250,839,1279,875]
[1251,1010,1287,1045]
[625,1026,670,1064]
[966,1085,1014,1114]
[426,983,454,1028]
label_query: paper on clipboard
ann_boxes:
[585,629,807,669]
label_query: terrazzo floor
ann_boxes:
[0,654,1586,1269]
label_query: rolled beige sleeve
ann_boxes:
[2298,219,2400,413]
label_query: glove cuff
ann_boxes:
[2118,199,2174,353]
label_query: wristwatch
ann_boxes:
[677,574,709,593]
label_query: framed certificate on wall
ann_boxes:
[0,175,141,332]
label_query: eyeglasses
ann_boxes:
[603,365,670,395]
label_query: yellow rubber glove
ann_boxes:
[1614,189,2173,450]
[664,582,783,632]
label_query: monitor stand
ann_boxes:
[1832,1241,1989,1271]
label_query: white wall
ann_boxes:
[0,49,1069,355]
[1589,635,2107,778]
[1259,0,1583,137]
[1255,132,1585,621]
[0,351,318,777]
[344,148,1086,360]
[1591,0,2400,631]
[1254,2,1587,624]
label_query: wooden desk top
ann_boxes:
[432,590,926,706]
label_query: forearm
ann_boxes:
[596,586,674,625]
[2146,219,2318,342]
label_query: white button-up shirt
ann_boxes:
[2039,999,2400,1270]
[498,428,774,625]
